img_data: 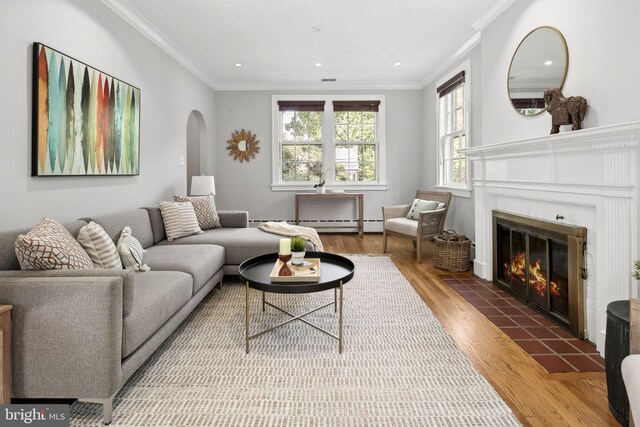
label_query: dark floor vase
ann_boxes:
[605,300,630,426]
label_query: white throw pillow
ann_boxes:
[159,201,204,241]
[77,221,122,269]
[117,226,150,271]
[406,199,441,220]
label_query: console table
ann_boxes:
[0,305,11,404]
[295,193,364,236]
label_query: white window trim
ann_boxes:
[271,94,388,191]
[436,59,472,198]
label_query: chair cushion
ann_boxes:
[407,199,440,220]
[385,217,419,236]
[143,244,224,294]
[157,227,297,266]
[122,271,192,357]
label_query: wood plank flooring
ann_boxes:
[322,233,618,427]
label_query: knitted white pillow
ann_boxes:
[117,226,150,272]
[159,201,203,241]
[77,221,122,269]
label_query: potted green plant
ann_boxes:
[290,236,307,265]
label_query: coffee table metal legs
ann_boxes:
[245,280,344,354]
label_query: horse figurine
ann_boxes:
[543,88,587,134]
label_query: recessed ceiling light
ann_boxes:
[234,63,243,67]
[394,62,401,66]
[311,26,322,32]
[314,63,322,67]
[544,60,553,66]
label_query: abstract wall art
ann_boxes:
[32,42,140,176]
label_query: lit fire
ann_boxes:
[529,259,546,297]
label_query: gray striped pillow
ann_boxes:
[159,201,203,241]
[77,221,122,269]
[117,226,150,271]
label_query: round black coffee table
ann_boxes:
[239,251,354,354]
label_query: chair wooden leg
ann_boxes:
[417,238,422,263]
[383,230,388,253]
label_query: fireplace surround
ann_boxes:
[493,210,586,339]
[465,122,640,353]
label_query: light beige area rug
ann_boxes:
[70,256,520,426]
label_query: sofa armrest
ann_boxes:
[0,276,123,399]
[622,354,640,424]
[0,269,136,316]
[382,204,411,221]
[218,210,249,228]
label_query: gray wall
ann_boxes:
[422,44,482,240]
[214,90,423,229]
[0,0,217,231]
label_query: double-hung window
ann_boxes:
[437,63,471,197]
[272,95,387,190]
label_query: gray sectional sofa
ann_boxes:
[0,207,301,423]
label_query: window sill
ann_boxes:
[435,185,472,198]
[272,183,388,192]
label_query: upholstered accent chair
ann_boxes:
[622,299,640,426]
[382,190,452,262]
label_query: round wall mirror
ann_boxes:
[508,26,568,116]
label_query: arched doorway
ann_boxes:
[186,110,208,195]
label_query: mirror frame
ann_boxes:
[507,26,568,117]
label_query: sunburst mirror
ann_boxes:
[227,129,260,163]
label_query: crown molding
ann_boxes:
[100,0,218,89]
[420,32,481,88]
[471,0,518,31]
[419,0,517,88]
[215,81,423,91]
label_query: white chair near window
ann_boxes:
[382,190,452,262]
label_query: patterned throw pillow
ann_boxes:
[77,221,122,269]
[15,217,94,270]
[159,201,204,241]
[406,199,441,221]
[174,194,221,230]
[117,226,150,271]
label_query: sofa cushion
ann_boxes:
[143,244,224,295]
[174,194,221,230]
[117,226,150,272]
[144,207,167,244]
[83,209,154,249]
[122,271,192,358]
[0,220,87,271]
[158,228,296,266]
[77,221,122,269]
[158,201,203,241]
[15,218,94,270]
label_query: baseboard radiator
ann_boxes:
[249,219,383,232]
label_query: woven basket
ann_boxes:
[434,230,471,272]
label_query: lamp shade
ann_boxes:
[190,176,216,196]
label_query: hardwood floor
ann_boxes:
[322,233,618,427]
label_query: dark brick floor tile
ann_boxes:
[465,297,493,308]
[532,355,577,373]
[498,306,525,316]
[511,316,545,327]
[501,327,534,339]
[589,355,606,369]
[562,355,605,372]
[543,339,581,354]
[565,338,598,353]
[515,340,555,355]
[476,306,504,316]
[488,316,518,327]
[525,326,562,339]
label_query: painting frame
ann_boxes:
[32,42,141,177]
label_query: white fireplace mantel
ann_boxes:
[463,122,640,352]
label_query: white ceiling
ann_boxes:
[102,0,516,90]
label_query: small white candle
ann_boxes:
[279,238,291,255]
